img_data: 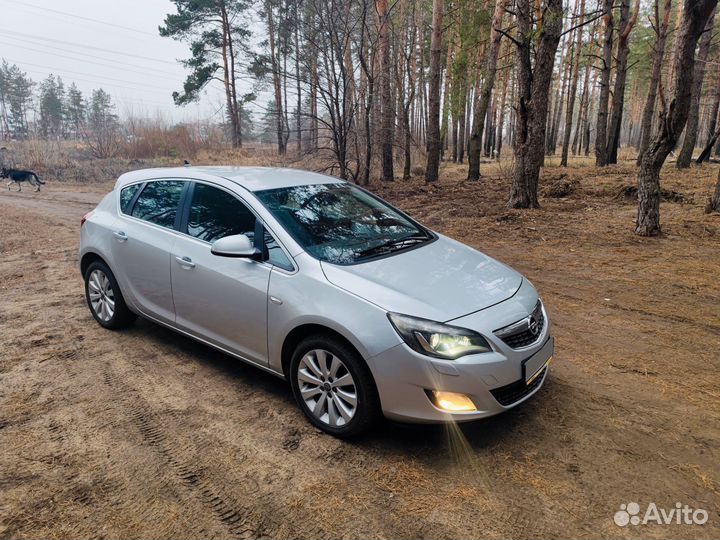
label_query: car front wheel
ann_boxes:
[290,335,380,437]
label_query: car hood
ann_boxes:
[320,234,523,322]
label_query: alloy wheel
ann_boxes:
[297,349,358,427]
[88,269,115,322]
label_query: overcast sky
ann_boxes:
[0,0,261,122]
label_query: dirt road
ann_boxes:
[1,166,718,539]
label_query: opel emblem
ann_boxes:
[528,315,539,336]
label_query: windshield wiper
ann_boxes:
[355,233,430,259]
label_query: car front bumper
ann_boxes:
[366,331,553,424]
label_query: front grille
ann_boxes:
[494,301,545,349]
[490,367,547,406]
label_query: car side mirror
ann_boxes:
[211,234,262,259]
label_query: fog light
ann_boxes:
[430,390,477,412]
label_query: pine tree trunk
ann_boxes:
[452,117,458,162]
[637,0,672,164]
[495,61,511,159]
[418,14,427,147]
[458,86,467,163]
[595,0,614,166]
[220,3,241,148]
[677,8,716,168]
[378,0,395,180]
[439,38,454,161]
[637,0,718,235]
[357,2,375,185]
[606,0,638,164]
[584,67,599,154]
[572,20,598,155]
[705,72,720,149]
[705,83,720,145]
[266,1,286,155]
[403,4,418,180]
[467,0,507,180]
[548,36,570,155]
[707,168,720,212]
[696,127,720,164]
[561,0,585,166]
[508,0,564,208]
[294,0,302,156]
[425,0,444,182]
[309,50,319,152]
[484,104,494,157]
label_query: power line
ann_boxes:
[0,0,157,37]
[4,58,174,93]
[0,29,178,66]
[19,67,178,110]
[0,39,182,80]
[0,2,161,44]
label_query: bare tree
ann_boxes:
[636,0,719,236]
[82,89,121,159]
[507,0,564,208]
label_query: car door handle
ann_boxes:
[175,256,196,269]
[112,231,128,242]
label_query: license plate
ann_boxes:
[523,337,554,384]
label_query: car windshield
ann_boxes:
[254,183,432,264]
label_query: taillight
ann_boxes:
[81,211,94,227]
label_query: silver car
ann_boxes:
[80,167,553,437]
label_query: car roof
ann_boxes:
[114,166,344,192]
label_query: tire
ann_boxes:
[290,334,380,438]
[84,260,137,330]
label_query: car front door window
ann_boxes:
[186,183,294,271]
[187,183,256,242]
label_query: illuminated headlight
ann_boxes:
[387,312,492,360]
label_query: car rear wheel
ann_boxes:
[84,261,136,329]
[290,335,380,437]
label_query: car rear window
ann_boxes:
[131,180,185,229]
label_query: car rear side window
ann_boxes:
[119,184,141,214]
[131,180,185,229]
[187,183,256,242]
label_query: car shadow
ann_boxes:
[128,318,294,405]
[127,317,554,456]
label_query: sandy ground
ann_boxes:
[0,161,718,539]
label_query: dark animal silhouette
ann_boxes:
[2,168,45,192]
